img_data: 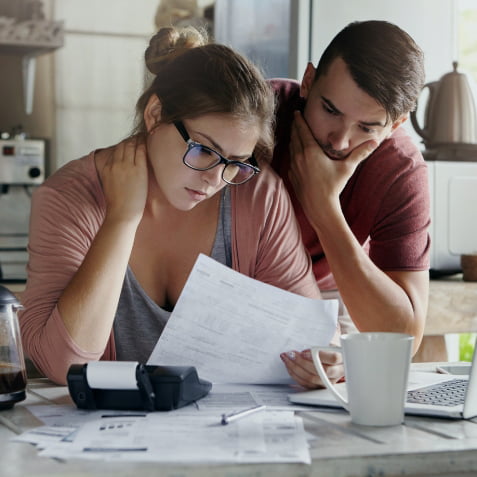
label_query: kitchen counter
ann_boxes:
[414,274,477,362]
[426,274,477,335]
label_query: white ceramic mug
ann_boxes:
[311,332,414,426]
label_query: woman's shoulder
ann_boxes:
[231,162,291,226]
[43,151,98,188]
[31,151,107,228]
[37,151,104,204]
[233,162,285,205]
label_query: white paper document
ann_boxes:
[35,411,309,464]
[18,403,311,464]
[148,254,338,384]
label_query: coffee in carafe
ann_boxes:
[0,286,27,410]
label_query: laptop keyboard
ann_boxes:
[407,378,468,407]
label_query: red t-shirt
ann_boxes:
[269,79,431,290]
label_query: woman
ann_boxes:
[19,27,337,386]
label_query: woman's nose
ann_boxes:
[202,164,224,186]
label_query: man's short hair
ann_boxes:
[315,20,425,122]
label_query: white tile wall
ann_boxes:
[54,0,158,35]
[52,0,157,168]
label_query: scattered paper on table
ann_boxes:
[16,404,310,464]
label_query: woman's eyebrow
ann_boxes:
[192,131,252,160]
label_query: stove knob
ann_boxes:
[28,167,42,178]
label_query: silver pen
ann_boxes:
[220,404,266,425]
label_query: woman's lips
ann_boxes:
[185,187,207,201]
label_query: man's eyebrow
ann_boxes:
[322,96,386,128]
[360,119,386,128]
[322,96,341,115]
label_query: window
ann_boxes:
[457,0,477,83]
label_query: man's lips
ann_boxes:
[320,143,347,161]
[324,151,346,161]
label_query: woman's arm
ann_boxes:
[20,138,148,384]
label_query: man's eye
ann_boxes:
[323,103,339,115]
[360,126,375,134]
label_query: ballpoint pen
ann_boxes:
[220,404,266,425]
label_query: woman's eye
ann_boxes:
[198,145,214,157]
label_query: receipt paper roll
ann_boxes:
[86,361,139,390]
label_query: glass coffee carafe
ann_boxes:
[0,285,27,410]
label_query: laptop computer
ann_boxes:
[289,345,477,419]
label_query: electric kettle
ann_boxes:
[0,285,27,410]
[411,62,477,148]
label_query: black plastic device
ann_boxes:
[67,363,212,411]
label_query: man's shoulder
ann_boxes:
[268,78,300,95]
[268,78,301,110]
[268,79,302,173]
[372,127,426,171]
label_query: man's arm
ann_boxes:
[288,111,428,353]
[309,200,428,352]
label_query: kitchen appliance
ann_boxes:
[411,61,477,149]
[411,62,477,274]
[0,285,27,410]
[0,133,45,281]
[426,157,477,274]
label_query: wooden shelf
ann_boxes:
[0,19,64,57]
[0,40,62,57]
[0,19,64,113]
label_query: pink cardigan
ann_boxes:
[19,152,320,384]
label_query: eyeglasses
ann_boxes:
[174,121,260,185]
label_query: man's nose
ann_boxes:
[328,128,351,152]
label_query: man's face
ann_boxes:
[300,57,406,160]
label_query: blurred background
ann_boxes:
[0,0,476,360]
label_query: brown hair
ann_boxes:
[315,20,425,122]
[134,27,275,160]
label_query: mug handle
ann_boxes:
[310,346,349,411]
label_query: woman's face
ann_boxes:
[146,113,260,211]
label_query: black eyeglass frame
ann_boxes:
[173,121,260,185]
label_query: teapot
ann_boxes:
[0,285,27,410]
[411,62,477,148]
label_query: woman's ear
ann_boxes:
[144,94,162,132]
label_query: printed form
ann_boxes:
[148,253,338,384]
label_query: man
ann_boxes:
[275,21,430,388]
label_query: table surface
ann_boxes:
[1,363,477,477]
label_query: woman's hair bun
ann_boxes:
[145,26,208,75]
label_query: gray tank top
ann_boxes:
[113,188,231,362]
